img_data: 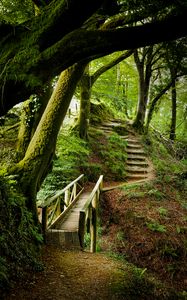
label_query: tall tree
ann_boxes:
[133,46,154,131]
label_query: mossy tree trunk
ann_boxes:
[133,47,153,132]
[16,85,53,160]
[13,63,86,222]
[16,98,37,161]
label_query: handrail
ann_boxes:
[37,174,84,240]
[82,175,103,212]
[79,175,103,252]
[37,174,84,208]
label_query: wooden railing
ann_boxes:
[79,175,103,252]
[37,174,84,238]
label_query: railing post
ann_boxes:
[73,183,77,199]
[79,211,86,249]
[56,197,61,216]
[42,206,47,243]
[90,195,97,253]
[64,189,70,208]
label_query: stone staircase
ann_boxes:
[121,134,154,182]
[95,120,155,185]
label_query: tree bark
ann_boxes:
[16,86,52,160]
[13,63,86,222]
[133,47,153,132]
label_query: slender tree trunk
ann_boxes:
[145,81,173,132]
[13,63,86,221]
[16,98,36,161]
[170,79,177,141]
[116,63,121,95]
[79,64,91,139]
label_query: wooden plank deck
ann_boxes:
[46,192,91,249]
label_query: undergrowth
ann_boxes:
[0,173,43,294]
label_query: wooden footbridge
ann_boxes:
[37,175,103,252]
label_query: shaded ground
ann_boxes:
[4,245,181,300]
[100,180,187,294]
[3,246,145,300]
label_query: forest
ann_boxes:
[0,0,187,299]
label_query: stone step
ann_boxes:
[126,148,145,154]
[126,173,148,180]
[127,154,147,161]
[126,166,149,173]
[121,136,140,142]
[127,160,149,167]
[127,143,142,149]
[127,139,141,144]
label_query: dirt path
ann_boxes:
[5,246,129,300]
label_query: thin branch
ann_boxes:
[91,50,133,85]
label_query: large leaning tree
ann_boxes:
[0,0,187,205]
[0,0,187,116]
[0,0,187,249]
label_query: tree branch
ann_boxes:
[91,50,133,85]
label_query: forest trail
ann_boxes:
[5,121,157,300]
[6,246,131,300]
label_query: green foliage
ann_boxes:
[146,221,167,233]
[157,207,168,217]
[91,54,138,119]
[0,0,35,24]
[159,242,180,259]
[38,132,89,198]
[147,188,165,200]
[98,133,127,180]
[0,257,8,289]
[143,132,187,182]
[125,191,146,199]
[90,100,114,124]
[0,175,43,291]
